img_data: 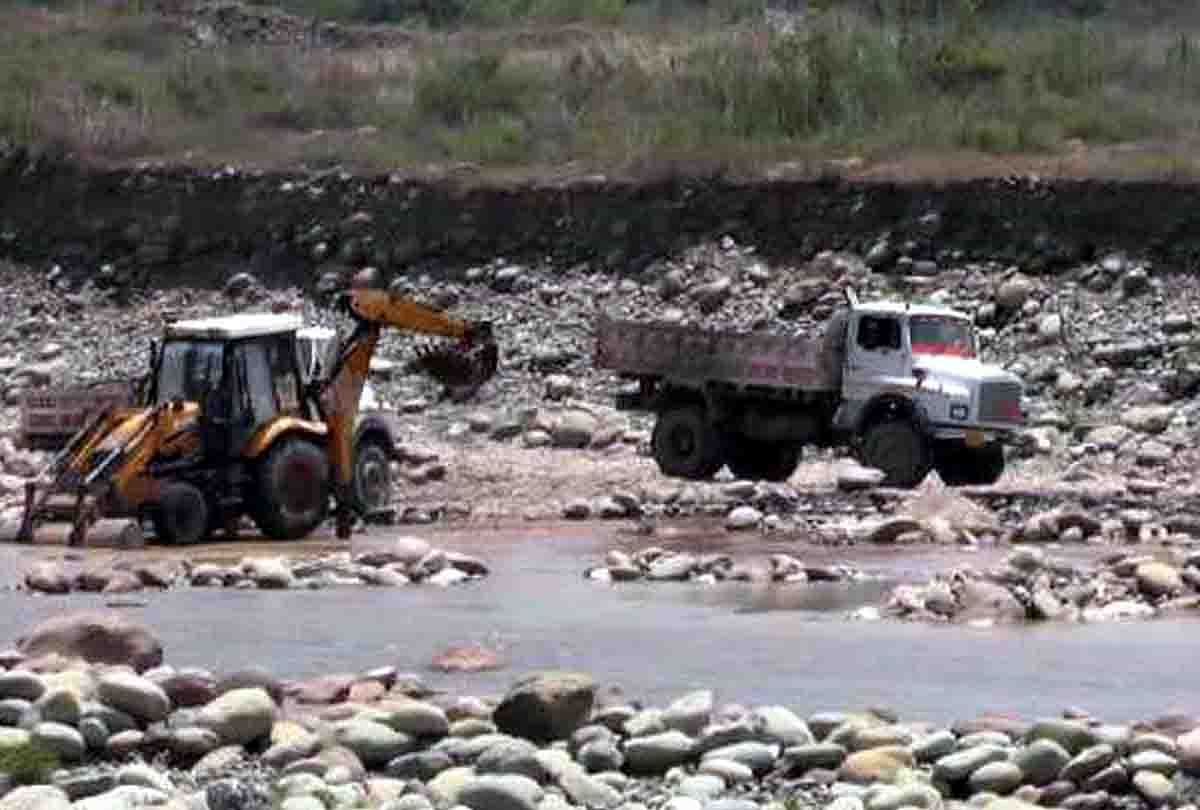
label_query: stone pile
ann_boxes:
[2,612,1200,809]
[879,545,1200,625]
[585,547,864,586]
[19,537,488,596]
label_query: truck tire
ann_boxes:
[725,440,802,483]
[252,435,331,541]
[937,443,1005,486]
[861,419,932,488]
[352,438,393,515]
[153,481,210,546]
[652,405,723,480]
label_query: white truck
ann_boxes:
[595,290,1025,487]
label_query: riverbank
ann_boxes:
[2,608,1200,809]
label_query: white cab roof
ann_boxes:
[856,300,968,319]
[165,312,304,340]
[297,326,336,341]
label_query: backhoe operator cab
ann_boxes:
[135,314,337,544]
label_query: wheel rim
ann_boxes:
[668,425,697,460]
[355,448,391,511]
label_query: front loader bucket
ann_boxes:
[12,404,156,548]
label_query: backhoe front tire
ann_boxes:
[652,405,723,481]
[153,482,210,546]
[253,436,331,541]
[352,438,393,516]
[861,419,932,488]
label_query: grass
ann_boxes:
[3,1,1200,178]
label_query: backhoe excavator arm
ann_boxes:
[318,288,498,538]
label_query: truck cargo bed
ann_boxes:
[594,316,835,392]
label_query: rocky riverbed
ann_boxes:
[2,610,1200,810]
[0,225,1199,621]
[16,536,489,597]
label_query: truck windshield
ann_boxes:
[156,341,224,403]
[909,316,976,358]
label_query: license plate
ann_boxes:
[965,430,985,448]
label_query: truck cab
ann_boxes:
[829,298,1025,486]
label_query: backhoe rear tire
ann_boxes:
[652,405,723,481]
[253,435,331,541]
[861,419,932,488]
[153,482,210,546]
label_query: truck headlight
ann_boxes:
[950,403,969,420]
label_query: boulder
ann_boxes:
[839,746,914,784]
[624,730,696,775]
[0,785,72,810]
[16,612,162,672]
[1135,562,1183,597]
[241,557,294,589]
[196,688,277,746]
[551,410,599,449]
[458,773,544,810]
[97,671,171,722]
[1014,738,1071,786]
[330,719,416,768]
[493,671,595,743]
[957,580,1026,623]
[24,563,71,595]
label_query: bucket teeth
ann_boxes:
[410,342,498,391]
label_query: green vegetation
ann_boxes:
[3,0,1200,175]
[0,741,60,786]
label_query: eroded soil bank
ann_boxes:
[5,147,1200,288]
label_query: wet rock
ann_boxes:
[493,671,594,743]
[16,612,163,673]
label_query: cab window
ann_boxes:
[155,341,223,404]
[856,316,901,351]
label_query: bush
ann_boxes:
[0,741,60,786]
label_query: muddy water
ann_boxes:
[1,523,1198,724]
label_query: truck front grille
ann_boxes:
[978,382,1023,423]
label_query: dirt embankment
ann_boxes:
[4,144,1200,289]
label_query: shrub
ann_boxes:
[0,741,60,786]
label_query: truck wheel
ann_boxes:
[726,440,802,483]
[253,435,330,541]
[153,481,210,546]
[861,420,932,488]
[652,405,723,480]
[352,438,393,515]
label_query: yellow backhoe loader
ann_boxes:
[15,286,499,546]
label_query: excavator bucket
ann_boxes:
[409,323,499,397]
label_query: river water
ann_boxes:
[1,523,1198,725]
